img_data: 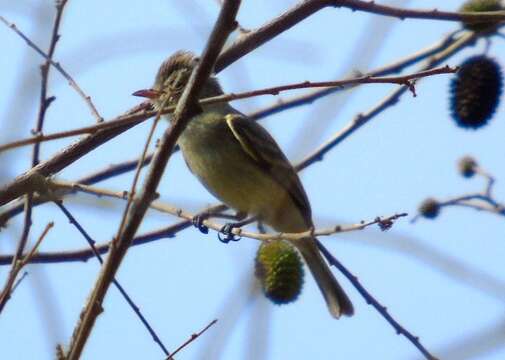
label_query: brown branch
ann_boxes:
[0,107,151,153]
[250,30,460,120]
[0,202,405,265]
[0,205,227,265]
[0,102,151,206]
[413,163,505,222]
[10,271,28,295]
[213,65,456,99]
[63,2,241,358]
[150,201,408,242]
[0,14,103,122]
[33,0,68,167]
[47,178,406,240]
[332,0,505,22]
[215,0,504,72]
[215,0,328,72]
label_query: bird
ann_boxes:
[134,51,354,318]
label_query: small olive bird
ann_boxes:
[135,51,354,318]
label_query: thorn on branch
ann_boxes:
[376,213,408,231]
[406,81,417,96]
[55,344,65,360]
[166,319,218,360]
[45,96,57,107]
[376,216,393,231]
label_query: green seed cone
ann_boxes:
[255,240,304,304]
[459,0,504,32]
[450,55,503,129]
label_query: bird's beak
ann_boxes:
[132,88,162,99]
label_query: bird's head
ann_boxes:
[133,50,223,107]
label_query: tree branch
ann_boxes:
[0,13,103,122]
[295,31,477,172]
[215,0,504,72]
[0,222,53,313]
[54,201,169,356]
[0,205,227,265]
[63,2,241,358]
[317,240,439,360]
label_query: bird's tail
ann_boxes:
[296,238,354,318]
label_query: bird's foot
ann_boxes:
[192,214,209,234]
[218,222,242,243]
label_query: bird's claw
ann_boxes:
[192,214,209,234]
[218,223,241,243]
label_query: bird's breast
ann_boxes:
[177,116,308,232]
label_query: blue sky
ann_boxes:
[1,0,505,359]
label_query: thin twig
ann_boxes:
[145,201,408,242]
[316,240,439,360]
[0,222,54,313]
[166,319,218,360]
[0,14,103,122]
[332,0,505,22]
[115,96,170,241]
[33,0,68,167]
[412,165,505,222]
[250,30,460,120]
[0,117,139,153]
[213,65,455,99]
[0,103,152,154]
[0,194,34,313]
[10,271,29,294]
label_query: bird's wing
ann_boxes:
[225,113,312,225]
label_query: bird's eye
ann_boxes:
[170,69,189,92]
